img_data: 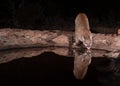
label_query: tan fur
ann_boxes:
[117,29,120,35]
[73,51,91,79]
[74,13,92,49]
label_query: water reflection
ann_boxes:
[0,47,92,80]
[73,49,92,79]
[0,47,70,64]
[1,47,120,85]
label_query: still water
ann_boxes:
[0,47,120,85]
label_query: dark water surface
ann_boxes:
[0,49,120,85]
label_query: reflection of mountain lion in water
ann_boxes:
[73,51,91,79]
[74,13,92,50]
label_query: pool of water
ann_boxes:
[0,48,120,85]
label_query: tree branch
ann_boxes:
[0,28,120,51]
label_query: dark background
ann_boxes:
[0,0,120,32]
